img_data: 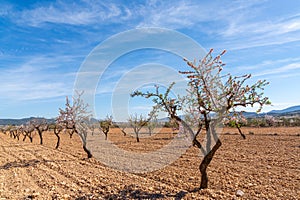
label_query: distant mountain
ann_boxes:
[240,112,260,118]
[0,117,55,126]
[268,105,300,114]
[157,105,300,121]
[242,105,300,118]
[1,105,299,125]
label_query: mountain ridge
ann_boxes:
[268,105,300,114]
[1,105,299,125]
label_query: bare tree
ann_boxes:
[99,115,113,140]
[146,108,158,136]
[52,123,63,149]
[9,126,20,140]
[5,125,23,140]
[30,119,49,145]
[131,49,270,189]
[57,91,93,158]
[88,121,98,136]
[1,125,11,135]
[128,114,149,142]
[21,123,35,143]
[117,123,128,136]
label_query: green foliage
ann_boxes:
[99,115,113,133]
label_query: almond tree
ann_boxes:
[53,123,63,149]
[7,125,24,141]
[21,123,35,143]
[58,91,93,158]
[99,115,113,140]
[9,126,19,140]
[128,113,148,142]
[30,119,49,145]
[146,109,158,136]
[265,115,276,127]
[131,49,270,189]
[117,123,128,136]
[1,125,12,135]
[88,122,98,136]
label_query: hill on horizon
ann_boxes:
[268,105,300,114]
[1,105,299,125]
[0,117,55,126]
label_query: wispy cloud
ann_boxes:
[7,0,299,51]
[220,14,300,37]
[134,0,300,50]
[1,0,299,118]
[11,0,131,26]
[0,55,78,101]
[136,0,263,29]
[218,12,300,50]
[0,3,13,16]
[236,57,300,72]
[5,0,264,31]
[253,62,300,77]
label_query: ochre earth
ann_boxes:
[0,127,299,199]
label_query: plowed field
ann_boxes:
[0,127,299,199]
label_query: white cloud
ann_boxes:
[7,0,263,30]
[0,55,78,101]
[253,62,300,77]
[8,0,299,53]
[136,1,246,28]
[236,57,300,72]
[13,1,131,26]
[218,12,300,50]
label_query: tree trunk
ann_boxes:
[136,133,140,142]
[55,134,60,149]
[54,127,61,149]
[69,130,74,138]
[83,144,93,158]
[236,125,246,139]
[38,130,43,145]
[199,139,222,189]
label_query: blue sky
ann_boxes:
[0,0,300,120]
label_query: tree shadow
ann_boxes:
[103,185,164,200]
[98,185,188,200]
[0,158,75,170]
[152,137,173,141]
[0,159,40,169]
[104,191,164,200]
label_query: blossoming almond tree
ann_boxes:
[131,49,270,189]
[57,91,93,158]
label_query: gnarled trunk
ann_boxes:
[54,128,61,149]
[55,135,60,149]
[37,129,43,145]
[83,145,93,158]
[199,139,222,189]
